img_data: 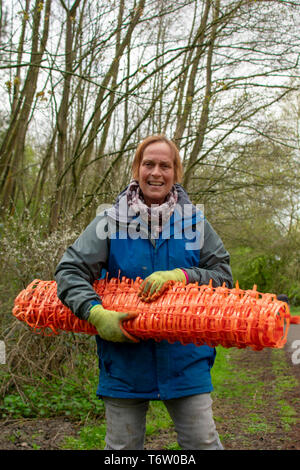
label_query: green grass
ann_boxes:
[240,414,276,435]
[1,375,103,420]
[211,347,265,403]
[290,305,300,317]
[0,354,103,421]
[270,349,299,431]
[211,346,299,447]
[146,401,173,436]
[62,424,106,450]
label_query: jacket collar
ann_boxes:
[104,184,203,235]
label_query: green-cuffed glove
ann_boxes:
[88,304,139,343]
[138,268,186,302]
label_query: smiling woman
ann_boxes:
[138,141,175,206]
[55,134,233,450]
[132,135,183,183]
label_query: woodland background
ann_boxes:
[0,0,300,428]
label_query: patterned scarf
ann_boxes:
[126,179,178,237]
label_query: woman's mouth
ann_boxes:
[148,181,163,186]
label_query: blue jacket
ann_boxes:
[55,185,233,399]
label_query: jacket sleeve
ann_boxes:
[183,218,233,288]
[54,214,109,320]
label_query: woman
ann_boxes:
[55,135,233,450]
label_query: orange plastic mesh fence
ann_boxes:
[12,276,299,351]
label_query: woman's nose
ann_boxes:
[151,164,161,176]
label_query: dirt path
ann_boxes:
[0,327,299,451]
[215,349,299,450]
[211,325,300,451]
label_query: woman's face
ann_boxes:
[138,141,175,207]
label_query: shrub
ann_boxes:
[0,212,98,407]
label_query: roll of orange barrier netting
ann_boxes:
[12,277,298,351]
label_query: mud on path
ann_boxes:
[0,338,299,451]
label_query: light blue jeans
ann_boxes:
[103,393,223,450]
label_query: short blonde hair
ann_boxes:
[132,135,183,183]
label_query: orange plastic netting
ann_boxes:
[12,276,299,351]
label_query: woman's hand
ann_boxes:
[138,268,186,302]
[88,305,139,343]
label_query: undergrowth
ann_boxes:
[0,335,102,421]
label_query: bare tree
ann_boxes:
[0,0,299,227]
[0,0,51,214]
